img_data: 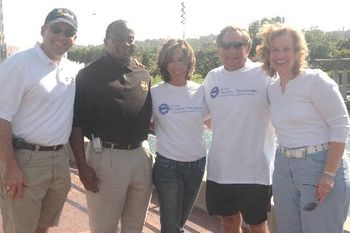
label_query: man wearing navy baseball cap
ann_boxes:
[45,8,78,30]
[0,8,81,233]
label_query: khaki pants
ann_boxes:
[0,148,71,233]
[86,142,153,233]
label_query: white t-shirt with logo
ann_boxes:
[203,62,276,185]
[151,81,207,162]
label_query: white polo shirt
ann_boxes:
[0,42,82,145]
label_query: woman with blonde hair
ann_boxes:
[257,23,350,233]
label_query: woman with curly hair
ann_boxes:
[257,23,350,233]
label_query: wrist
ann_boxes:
[323,170,336,178]
[3,156,18,168]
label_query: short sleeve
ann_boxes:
[0,58,25,122]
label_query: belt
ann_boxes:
[102,141,141,150]
[15,142,63,151]
[278,143,328,158]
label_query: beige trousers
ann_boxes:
[0,148,71,233]
[86,142,153,233]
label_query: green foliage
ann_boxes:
[336,38,350,57]
[304,27,333,66]
[337,38,350,50]
[191,73,204,84]
[194,42,220,77]
[68,44,104,65]
[151,75,162,85]
[66,17,350,76]
[135,44,158,78]
[151,74,204,86]
[303,27,350,68]
[338,49,350,58]
[248,16,285,58]
[136,35,220,79]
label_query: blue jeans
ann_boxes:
[273,149,350,233]
[153,153,206,233]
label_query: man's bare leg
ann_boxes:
[249,221,269,233]
[221,213,243,233]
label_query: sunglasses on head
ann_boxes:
[49,25,76,38]
[220,41,246,49]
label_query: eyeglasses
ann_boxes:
[49,25,76,38]
[302,184,318,211]
[220,41,246,50]
[108,34,135,45]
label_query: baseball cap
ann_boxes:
[44,8,78,30]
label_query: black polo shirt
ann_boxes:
[73,54,152,145]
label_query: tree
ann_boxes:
[336,38,350,58]
[195,42,220,78]
[303,27,339,67]
[135,43,159,79]
[248,16,285,58]
[66,19,350,78]
[68,44,104,65]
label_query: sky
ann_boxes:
[2,0,349,50]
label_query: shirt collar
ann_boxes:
[105,53,132,73]
[34,42,69,66]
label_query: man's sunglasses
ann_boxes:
[49,25,76,38]
[220,41,246,50]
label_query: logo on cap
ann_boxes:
[45,8,78,30]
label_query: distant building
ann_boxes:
[0,44,20,63]
[5,44,19,56]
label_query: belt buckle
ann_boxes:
[284,149,293,158]
[284,148,306,158]
[295,150,306,158]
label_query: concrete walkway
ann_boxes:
[0,163,222,233]
[2,161,349,232]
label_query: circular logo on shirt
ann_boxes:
[210,86,219,99]
[159,103,170,115]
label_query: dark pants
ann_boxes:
[153,153,206,233]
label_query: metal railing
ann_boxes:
[315,58,350,101]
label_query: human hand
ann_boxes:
[131,58,145,68]
[78,165,100,193]
[2,164,27,199]
[316,173,334,202]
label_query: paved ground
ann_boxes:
[0,163,222,233]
